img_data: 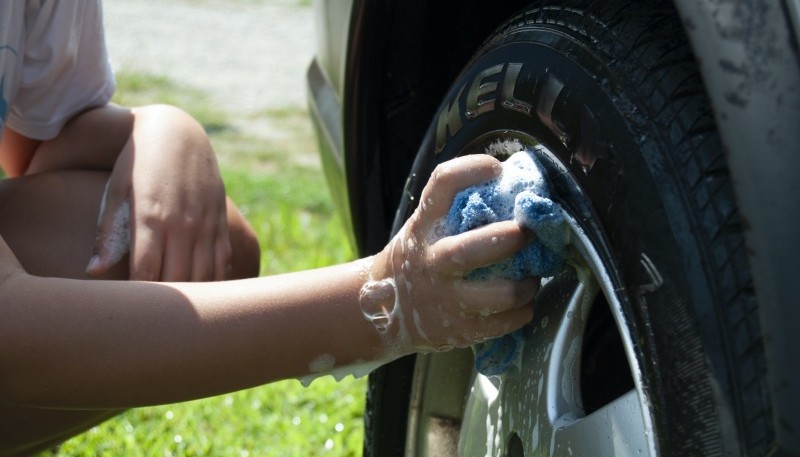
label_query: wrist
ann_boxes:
[357,243,416,359]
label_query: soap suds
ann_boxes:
[298,359,387,387]
[90,182,131,269]
[308,354,336,373]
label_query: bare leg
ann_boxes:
[0,170,260,456]
[0,170,260,280]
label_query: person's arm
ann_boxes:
[0,155,536,410]
[0,242,383,409]
[0,104,234,282]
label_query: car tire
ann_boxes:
[364,0,773,456]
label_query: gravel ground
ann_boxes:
[103,0,315,115]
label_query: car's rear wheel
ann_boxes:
[365,0,771,456]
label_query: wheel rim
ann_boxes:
[403,141,658,457]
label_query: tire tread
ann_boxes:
[500,1,769,454]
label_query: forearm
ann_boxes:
[0,259,388,409]
[0,154,539,413]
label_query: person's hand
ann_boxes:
[86,105,232,281]
[366,155,538,355]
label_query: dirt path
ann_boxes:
[103,0,315,115]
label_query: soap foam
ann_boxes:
[443,144,568,280]
[91,181,131,269]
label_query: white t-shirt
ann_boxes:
[0,0,115,141]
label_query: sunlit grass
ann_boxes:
[41,70,365,456]
[53,378,365,457]
[223,166,353,275]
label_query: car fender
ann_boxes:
[672,0,800,453]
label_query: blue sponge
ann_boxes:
[443,148,569,376]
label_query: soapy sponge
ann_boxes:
[443,147,569,376]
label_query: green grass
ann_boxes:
[41,71,366,456]
[53,378,365,457]
[224,166,353,274]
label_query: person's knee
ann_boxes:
[131,104,208,146]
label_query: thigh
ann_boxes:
[0,170,128,280]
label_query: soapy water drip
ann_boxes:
[87,181,131,271]
[298,358,386,387]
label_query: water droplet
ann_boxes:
[173,434,183,444]
[165,410,174,420]
[433,222,446,239]
[335,422,344,432]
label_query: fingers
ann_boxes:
[186,210,231,281]
[430,220,531,275]
[211,210,232,281]
[418,155,502,226]
[161,220,215,282]
[134,218,231,282]
[472,303,534,343]
[187,226,226,282]
[160,232,193,282]
[214,230,233,281]
[435,301,534,350]
[129,218,163,282]
[454,276,539,316]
